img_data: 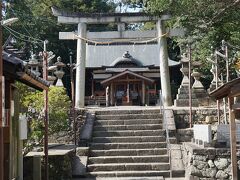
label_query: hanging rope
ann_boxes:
[74,31,169,45]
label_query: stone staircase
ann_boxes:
[85,109,178,179]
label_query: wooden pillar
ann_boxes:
[228,97,237,180]
[142,81,145,105]
[110,83,114,106]
[91,78,94,96]
[106,86,109,107]
[127,82,130,103]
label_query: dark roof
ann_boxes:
[209,77,240,99]
[101,70,154,85]
[110,51,143,67]
[51,6,157,18]
[3,51,50,91]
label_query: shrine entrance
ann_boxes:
[101,70,155,106]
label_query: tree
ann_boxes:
[123,0,240,81]
[16,83,71,151]
[3,0,115,94]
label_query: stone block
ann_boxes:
[215,170,229,179]
[193,124,212,143]
[71,155,87,177]
[217,124,240,143]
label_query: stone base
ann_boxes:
[174,99,199,107]
[174,85,199,107]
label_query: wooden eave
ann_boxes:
[101,70,154,85]
[209,77,240,100]
[3,51,50,91]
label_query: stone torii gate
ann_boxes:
[52,6,183,108]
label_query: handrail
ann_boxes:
[159,90,172,178]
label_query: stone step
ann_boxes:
[95,119,162,126]
[87,163,170,172]
[92,136,166,143]
[90,142,167,150]
[95,109,161,115]
[90,148,168,156]
[96,114,162,120]
[87,170,170,177]
[93,124,162,131]
[73,177,165,180]
[93,129,165,137]
[88,155,169,164]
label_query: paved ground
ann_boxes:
[74,178,186,180]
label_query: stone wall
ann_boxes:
[182,142,240,179]
[174,109,222,129]
[177,128,193,143]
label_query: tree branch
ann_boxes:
[210,0,240,25]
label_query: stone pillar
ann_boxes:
[142,81,145,105]
[118,23,125,38]
[75,23,87,108]
[157,20,172,106]
[33,155,41,180]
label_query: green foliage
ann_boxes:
[4,0,115,59]
[16,82,71,145]
[125,0,240,81]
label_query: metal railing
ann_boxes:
[159,90,172,178]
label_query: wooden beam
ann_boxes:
[228,97,238,180]
[229,84,240,98]
[232,103,240,110]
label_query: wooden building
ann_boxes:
[85,49,180,106]
[1,51,49,180]
[210,77,240,180]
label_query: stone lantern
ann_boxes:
[174,53,199,107]
[47,66,57,85]
[28,53,41,77]
[54,56,66,87]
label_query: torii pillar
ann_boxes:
[157,19,172,106]
[76,23,87,108]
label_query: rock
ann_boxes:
[193,155,207,161]
[224,164,231,174]
[214,158,229,170]
[208,160,215,168]
[190,165,203,177]
[202,168,217,178]
[205,116,214,124]
[216,170,229,179]
[193,160,208,170]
